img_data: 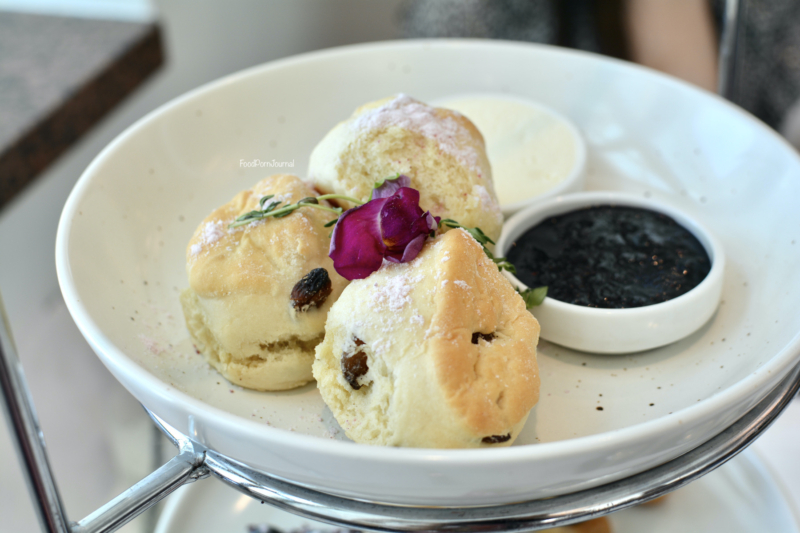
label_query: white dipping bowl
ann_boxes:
[434,93,587,216]
[497,192,725,354]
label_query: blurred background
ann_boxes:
[1,1,799,532]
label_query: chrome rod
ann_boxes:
[0,290,208,533]
[0,294,71,533]
[194,361,800,532]
[70,442,208,533]
[717,0,741,99]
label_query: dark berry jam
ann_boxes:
[506,205,711,309]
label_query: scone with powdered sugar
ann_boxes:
[180,174,348,391]
[313,228,540,448]
[308,95,504,242]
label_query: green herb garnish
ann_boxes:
[228,193,360,229]
[258,194,275,208]
[438,219,516,273]
[371,172,402,195]
[517,286,548,308]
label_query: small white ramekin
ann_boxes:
[497,192,725,354]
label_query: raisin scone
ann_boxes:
[313,229,540,448]
[308,94,504,241]
[180,174,348,391]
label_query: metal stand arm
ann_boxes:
[70,443,207,533]
[717,0,741,99]
[0,297,71,533]
[0,295,207,533]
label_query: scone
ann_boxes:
[308,94,504,241]
[181,174,348,391]
[313,228,540,448]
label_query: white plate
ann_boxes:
[56,40,800,505]
[154,450,799,533]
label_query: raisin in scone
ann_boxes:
[313,229,540,448]
[180,174,348,391]
[308,94,503,241]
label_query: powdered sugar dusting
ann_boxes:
[454,280,470,290]
[362,269,427,355]
[372,337,394,356]
[322,428,340,439]
[138,334,164,355]
[266,192,292,205]
[472,184,501,216]
[352,94,480,173]
[191,220,227,256]
[455,227,482,247]
[370,272,423,313]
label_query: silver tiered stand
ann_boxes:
[1,2,762,531]
[4,291,800,533]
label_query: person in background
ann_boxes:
[729,0,800,148]
[398,0,800,150]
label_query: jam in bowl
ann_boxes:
[497,192,725,353]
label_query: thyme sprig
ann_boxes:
[229,193,361,229]
[226,186,548,309]
[438,219,546,308]
[231,176,411,230]
[438,219,517,274]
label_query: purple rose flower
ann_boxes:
[371,173,410,200]
[329,186,439,280]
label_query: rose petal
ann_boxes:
[380,188,428,252]
[372,174,411,200]
[425,212,439,232]
[331,183,438,279]
[400,233,427,262]
[329,199,387,280]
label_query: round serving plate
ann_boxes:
[55,40,800,506]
